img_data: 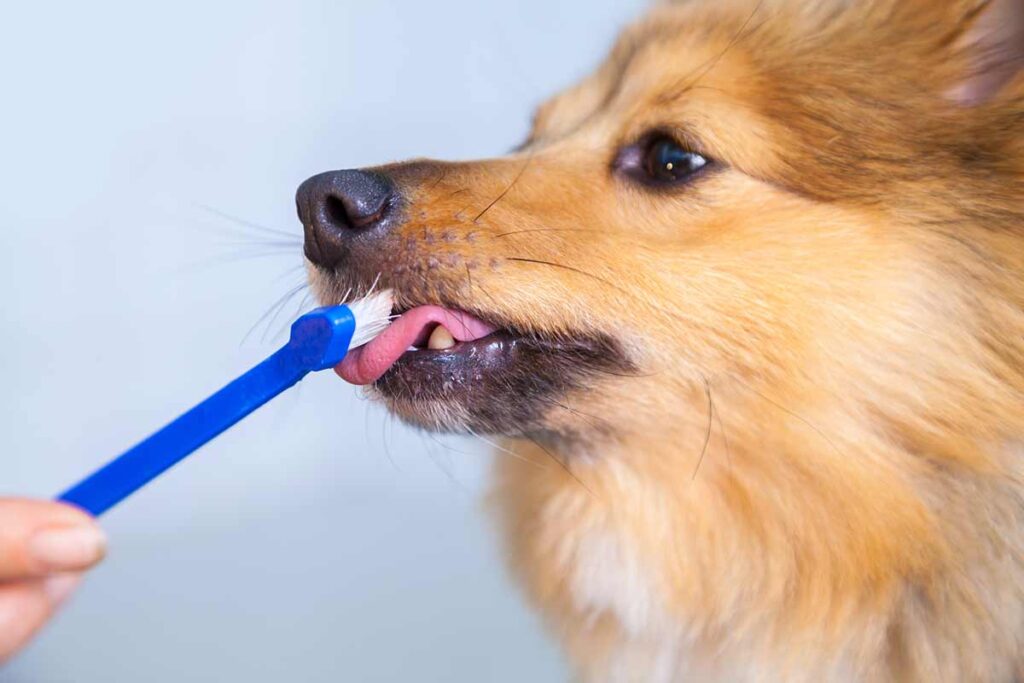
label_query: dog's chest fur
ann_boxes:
[554,497,692,681]
[538,485,850,683]
[499,441,1024,683]
[563,525,736,683]
[513,458,766,682]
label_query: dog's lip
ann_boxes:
[335,305,499,385]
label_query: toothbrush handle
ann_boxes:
[57,344,310,516]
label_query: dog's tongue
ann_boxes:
[335,306,498,385]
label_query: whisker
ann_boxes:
[426,166,451,192]
[381,410,397,472]
[216,248,301,262]
[463,265,504,311]
[713,400,734,471]
[691,377,715,480]
[286,290,315,330]
[420,433,471,494]
[543,397,616,434]
[369,404,400,472]
[474,154,534,224]
[587,365,659,379]
[273,263,308,283]
[665,0,766,100]
[174,248,303,277]
[503,257,624,293]
[263,283,310,343]
[196,203,303,241]
[727,377,845,459]
[525,435,594,496]
[214,239,303,249]
[240,281,307,347]
[464,427,545,469]
[444,188,470,200]
[503,255,706,331]
[423,432,485,458]
[494,228,599,239]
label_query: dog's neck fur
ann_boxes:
[495,420,1024,681]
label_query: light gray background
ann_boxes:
[0,0,646,680]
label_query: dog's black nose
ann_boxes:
[296,169,398,268]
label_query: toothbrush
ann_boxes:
[57,290,393,517]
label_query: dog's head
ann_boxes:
[299,0,1024,461]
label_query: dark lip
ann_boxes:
[372,315,633,435]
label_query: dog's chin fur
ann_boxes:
[308,0,1024,679]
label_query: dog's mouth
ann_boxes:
[336,305,500,385]
[334,302,631,435]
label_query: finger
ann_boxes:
[0,499,106,580]
[0,573,81,664]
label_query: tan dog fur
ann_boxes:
[310,0,1024,679]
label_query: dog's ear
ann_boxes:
[947,0,1024,105]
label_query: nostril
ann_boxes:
[325,194,353,230]
[298,169,397,268]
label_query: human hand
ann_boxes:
[0,499,106,663]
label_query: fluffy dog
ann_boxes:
[298,0,1024,679]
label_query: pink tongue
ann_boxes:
[335,306,498,385]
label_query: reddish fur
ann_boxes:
[312,0,1024,678]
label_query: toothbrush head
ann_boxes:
[287,289,394,371]
[344,288,395,349]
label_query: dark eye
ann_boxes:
[614,133,713,189]
[643,136,708,184]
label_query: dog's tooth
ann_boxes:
[427,325,456,350]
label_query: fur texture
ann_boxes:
[309,0,1024,679]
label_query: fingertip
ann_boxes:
[28,525,107,573]
[0,499,108,580]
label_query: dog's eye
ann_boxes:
[643,136,708,184]
[614,133,712,189]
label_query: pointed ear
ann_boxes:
[948,0,1024,105]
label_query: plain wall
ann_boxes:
[0,0,646,680]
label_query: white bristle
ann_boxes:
[345,288,394,349]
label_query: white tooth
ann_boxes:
[427,325,456,350]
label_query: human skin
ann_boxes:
[0,498,106,663]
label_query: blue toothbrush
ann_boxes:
[57,291,393,516]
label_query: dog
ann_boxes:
[297,0,1024,679]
